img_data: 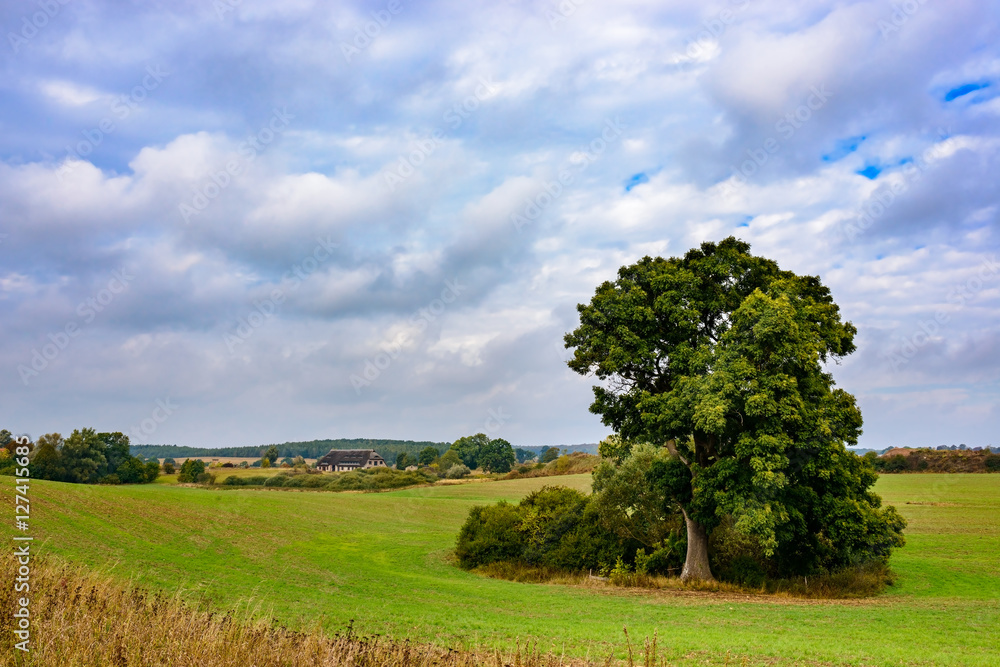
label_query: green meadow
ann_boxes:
[4,473,998,665]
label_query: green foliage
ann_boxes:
[591,443,678,548]
[418,446,440,466]
[162,461,175,475]
[260,457,271,469]
[7,473,999,663]
[514,448,535,464]
[451,434,517,473]
[220,468,438,492]
[61,428,108,483]
[438,449,462,471]
[565,237,906,578]
[455,502,527,569]
[446,464,471,479]
[540,447,560,464]
[986,454,1000,472]
[395,452,413,469]
[455,485,632,573]
[451,433,490,469]
[24,429,156,486]
[263,446,279,463]
[114,456,149,484]
[596,434,632,464]
[478,438,516,473]
[177,459,207,483]
[872,454,908,473]
[30,434,66,481]
[129,438,451,467]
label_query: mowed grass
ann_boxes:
[3,473,998,665]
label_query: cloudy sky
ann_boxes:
[1,0,998,449]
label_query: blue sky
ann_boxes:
[1,0,998,449]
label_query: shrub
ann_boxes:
[300,475,330,488]
[177,459,206,483]
[455,485,632,573]
[455,502,526,569]
[721,555,767,588]
[162,461,175,475]
[446,464,471,479]
[264,475,287,487]
[98,474,121,485]
[195,472,215,485]
[986,454,1000,472]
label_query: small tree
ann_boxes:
[263,446,280,464]
[446,464,471,479]
[30,433,66,482]
[396,452,412,470]
[178,459,207,483]
[260,457,271,469]
[514,447,535,464]
[540,447,560,464]
[162,461,176,475]
[439,449,462,471]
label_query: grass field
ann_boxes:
[3,473,998,665]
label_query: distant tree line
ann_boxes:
[129,438,452,464]
[866,449,1000,473]
[0,428,158,484]
[389,433,523,476]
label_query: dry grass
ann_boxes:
[504,453,601,480]
[0,555,680,667]
[473,561,894,601]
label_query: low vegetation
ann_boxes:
[504,452,601,479]
[868,449,1000,473]
[4,474,999,664]
[0,554,619,666]
[218,466,439,492]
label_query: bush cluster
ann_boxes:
[455,486,639,573]
[219,467,438,492]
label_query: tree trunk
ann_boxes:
[680,509,715,582]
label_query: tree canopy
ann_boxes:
[565,237,905,580]
[449,434,516,473]
[478,438,516,473]
[15,429,158,485]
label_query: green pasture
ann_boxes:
[3,473,998,665]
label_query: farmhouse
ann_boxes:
[316,449,387,472]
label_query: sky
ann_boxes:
[1,0,998,450]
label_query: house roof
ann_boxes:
[316,449,384,467]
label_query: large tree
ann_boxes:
[565,238,904,581]
[478,438,516,473]
[60,428,108,484]
[450,433,490,470]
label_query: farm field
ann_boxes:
[3,473,998,665]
